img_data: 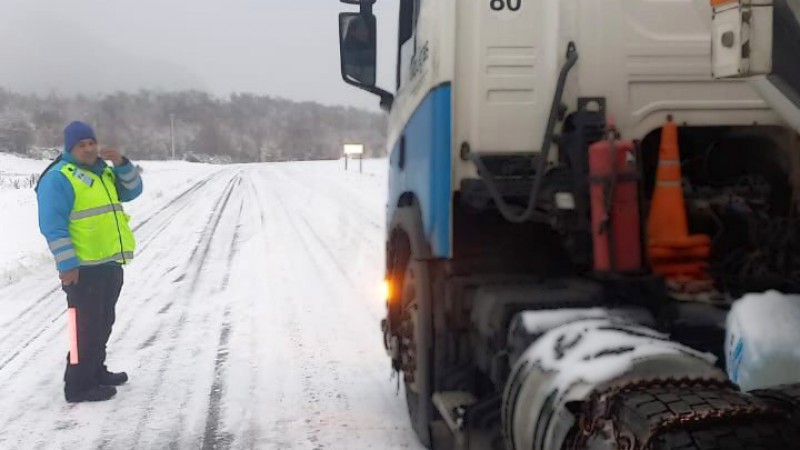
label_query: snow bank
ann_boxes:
[0,153,50,287]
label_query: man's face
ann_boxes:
[72,139,98,165]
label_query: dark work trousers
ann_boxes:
[62,265,124,395]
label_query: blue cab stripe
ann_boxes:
[387,84,452,258]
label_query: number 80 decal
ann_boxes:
[491,0,522,11]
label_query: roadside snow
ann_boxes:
[0,153,50,288]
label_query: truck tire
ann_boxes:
[399,259,435,448]
[573,379,800,450]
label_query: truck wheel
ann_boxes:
[572,379,800,450]
[399,259,434,448]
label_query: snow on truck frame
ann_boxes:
[339,1,800,449]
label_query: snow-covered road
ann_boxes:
[0,157,423,449]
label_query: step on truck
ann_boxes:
[338,1,800,449]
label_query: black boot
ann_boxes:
[99,369,128,386]
[65,385,117,403]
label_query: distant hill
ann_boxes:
[0,89,387,162]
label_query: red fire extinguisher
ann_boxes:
[589,129,642,273]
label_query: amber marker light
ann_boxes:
[382,278,393,301]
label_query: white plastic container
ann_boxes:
[726,291,800,391]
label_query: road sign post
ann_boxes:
[343,143,365,172]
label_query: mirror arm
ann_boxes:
[360,1,374,15]
[379,94,393,112]
[371,87,394,112]
[343,78,394,111]
[339,0,375,15]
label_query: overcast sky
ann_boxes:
[0,0,398,111]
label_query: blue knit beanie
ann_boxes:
[64,121,96,154]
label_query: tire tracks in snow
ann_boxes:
[259,168,360,449]
[277,165,383,232]
[194,172,251,449]
[0,285,59,331]
[219,199,245,292]
[198,179,246,449]
[108,171,235,344]
[138,170,239,352]
[200,306,233,450]
[272,166,384,321]
[0,308,65,374]
[83,169,243,450]
[222,172,282,449]
[186,174,242,296]
[264,165,412,447]
[126,171,243,448]
[210,170,309,449]
[163,172,245,447]
[0,286,60,368]
[129,172,240,325]
[132,172,218,234]
[271,166,384,267]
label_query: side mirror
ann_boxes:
[340,13,377,87]
[339,12,394,111]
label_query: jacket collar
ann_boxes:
[62,149,109,176]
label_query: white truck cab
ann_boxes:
[338,1,800,449]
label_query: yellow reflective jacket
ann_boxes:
[59,163,136,266]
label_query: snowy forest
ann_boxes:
[0,89,387,162]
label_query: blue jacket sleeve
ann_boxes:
[37,171,79,272]
[113,158,143,202]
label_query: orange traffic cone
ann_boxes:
[647,117,712,286]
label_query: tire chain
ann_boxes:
[570,377,787,450]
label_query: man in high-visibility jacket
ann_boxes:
[37,121,143,403]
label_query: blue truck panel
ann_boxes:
[388,84,453,258]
